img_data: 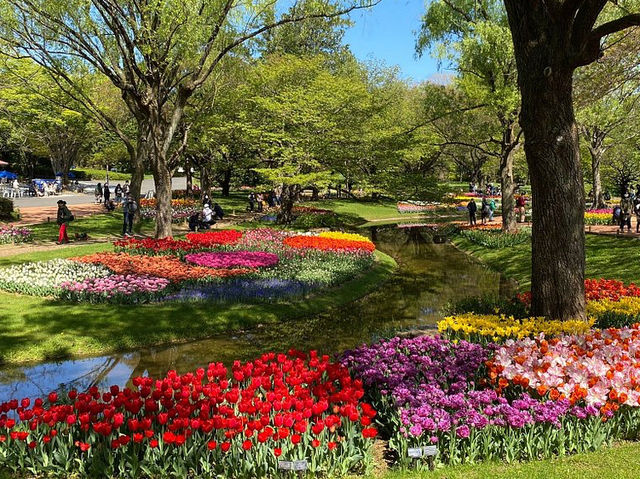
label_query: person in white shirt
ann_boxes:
[12,179,19,189]
[202,203,214,227]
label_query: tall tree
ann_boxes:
[0,0,374,237]
[419,0,522,232]
[575,29,640,208]
[0,58,93,182]
[502,0,640,319]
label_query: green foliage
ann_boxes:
[0,197,13,220]
[458,228,531,248]
[291,212,340,229]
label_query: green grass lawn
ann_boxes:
[27,213,155,242]
[305,198,464,227]
[452,234,640,291]
[0,248,396,365]
[377,441,640,479]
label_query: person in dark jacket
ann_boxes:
[467,199,477,226]
[103,183,111,205]
[481,196,490,225]
[213,202,224,220]
[122,194,137,236]
[95,183,103,204]
[56,200,73,244]
[114,183,123,202]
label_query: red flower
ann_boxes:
[47,392,58,404]
[207,441,217,450]
[75,441,91,452]
[163,432,176,444]
[21,398,30,408]
[362,427,378,439]
[28,441,37,449]
[242,440,252,451]
[66,414,76,425]
[221,442,231,453]
[312,439,320,448]
[328,441,338,451]
[291,434,301,445]
[273,448,282,457]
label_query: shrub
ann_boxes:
[0,197,13,220]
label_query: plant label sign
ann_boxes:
[423,445,437,456]
[408,447,423,458]
[278,461,294,470]
[292,460,308,471]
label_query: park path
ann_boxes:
[12,203,104,225]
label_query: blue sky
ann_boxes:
[343,0,450,83]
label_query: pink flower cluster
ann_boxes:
[184,251,280,269]
[238,229,292,249]
[489,325,640,413]
[586,209,613,214]
[61,274,170,297]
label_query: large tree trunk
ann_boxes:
[590,150,605,209]
[505,1,586,320]
[587,131,606,209]
[516,71,585,319]
[186,165,193,197]
[151,158,173,238]
[500,149,517,233]
[219,168,232,197]
[277,184,300,224]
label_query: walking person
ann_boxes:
[481,196,490,225]
[634,194,640,233]
[489,197,496,222]
[122,180,130,196]
[516,194,526,223]
[114,183,123,202]
[247,192,255,212]
[256,193,263,213]
[122,194,137,237]
[56,200,73,245]
[95,182,103,204]
[467,198,477,226]
[103,182,111,206]
[620,191,633,233]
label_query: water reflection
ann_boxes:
[0,226,514,402]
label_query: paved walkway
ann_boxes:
[13,204,105,225]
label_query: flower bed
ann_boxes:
[185,230,244,247]
[397,202,438,214]
[74,253,251,283]
[0,351,378,478]
[185,251,279,269]
[488,325,640,410]
[342,331,640,467]
[284,235,376,253]
[0,229,377,304]
[438,313,594,343]
[139,198,199,223]
[518,279,640,306]
[0,259,110,297]
[0,225,33,244]
[585,210,613,225]
[165,278,312,303]
[60,274,170,303]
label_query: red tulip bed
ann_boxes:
[0,351,378,478]
[0,229,377,304]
